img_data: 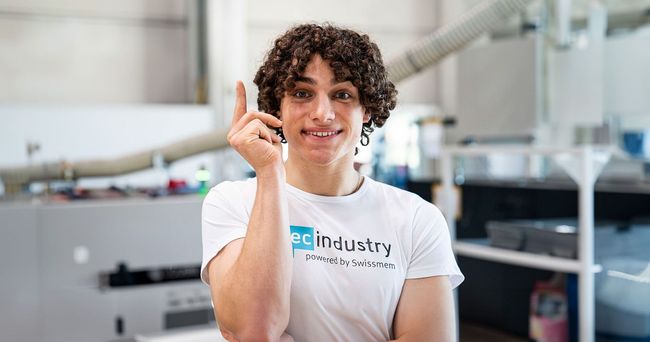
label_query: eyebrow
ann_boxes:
[294,76,350,86]
[295,76,316,85]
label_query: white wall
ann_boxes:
[0,0,190,104]
[0,0,448,105]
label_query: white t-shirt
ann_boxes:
[201,176,464,341]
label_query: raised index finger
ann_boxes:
[231,80,247,127]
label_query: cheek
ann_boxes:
[352,126,363,141]
[351,109,367,127]
[280,104,311,129]
[347,117,364,139]
[278,110,299,139]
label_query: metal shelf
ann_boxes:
[454,239,602,274]
[438,145,612,342]
[461,178,650,194]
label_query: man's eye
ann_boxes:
[335,92,351,100]
[293,90,310,98]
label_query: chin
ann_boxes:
[305,152,338,166]
[303,148,354,166]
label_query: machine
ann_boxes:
[0,195,213,342]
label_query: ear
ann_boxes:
[276,105,283,120]
[362,110,371,124]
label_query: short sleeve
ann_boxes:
[200,182,250,284]
[406,201,464,289]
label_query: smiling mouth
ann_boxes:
[303,130,341,137]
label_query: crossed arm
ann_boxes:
[209,241,456,342]
[391,275,457,342]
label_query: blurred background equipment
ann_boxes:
[0,0,534,193]
[2,0,650,341]
[1,196,216,342]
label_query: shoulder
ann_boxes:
[211,177,256,194]
[366,177,440,215]
[203,178,257,207]
[365,178,446,237]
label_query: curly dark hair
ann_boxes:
[253,23,397,147]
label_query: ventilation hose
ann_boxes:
[387,0,532,83]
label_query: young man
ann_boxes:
[201,23,464,341]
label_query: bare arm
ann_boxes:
[207,81,292,341]
[390,276,456,342]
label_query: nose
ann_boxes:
[309,93,335,123]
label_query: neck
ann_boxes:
[285,158,361,196]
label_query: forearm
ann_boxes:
[216,168,292,337]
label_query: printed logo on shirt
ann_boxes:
[290,225,393,259]
[290,225,314,255]
[290,225,396,270]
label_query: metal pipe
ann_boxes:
[578,146,596,342]
[0,129,229,186]
[0,0,532,189]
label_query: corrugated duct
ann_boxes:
[386,0,532,82]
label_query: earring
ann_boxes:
[360,134,369,146]
[276,128,287,144]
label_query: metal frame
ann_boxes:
[439,145,612,342]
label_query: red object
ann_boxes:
[167,179,187,191]
[530,280,568,342]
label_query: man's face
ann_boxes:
[279,54,370,167]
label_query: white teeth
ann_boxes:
[308,131,336,137]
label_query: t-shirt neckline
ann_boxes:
[285,176,369,203]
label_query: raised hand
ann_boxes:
[226,81,284,173]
